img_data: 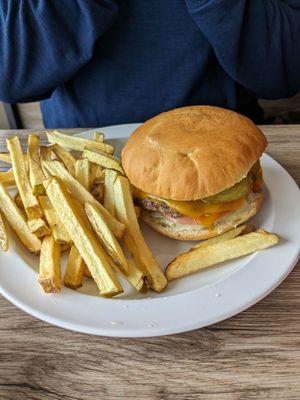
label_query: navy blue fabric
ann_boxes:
[0,0,300,127]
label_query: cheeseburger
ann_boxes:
[122,106,267,241]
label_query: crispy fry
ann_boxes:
[28,218,51,238]
[75,158,90,189]
[7,136,42,219]
[86,202,128,275]
[0,210,8,251]
[114,176,167,292]
[103,169,118,216]
[27,134,45,195]
[43,160,125,239]
[63,245,85,289]
[39,196,72,244]
[166,230,280,280]
[38,235,61,293]
[0,169,15,187]
[47,130,114,154]
[45,177,122,296]
[82,149,124,174]
[0,184,41,254]
[193,225,255,249]
[52,143,76,177]
[93,131,104,142]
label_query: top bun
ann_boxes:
[122,106,267,201]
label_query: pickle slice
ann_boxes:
[203,175,250,204]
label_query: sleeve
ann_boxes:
[185,0,300,99]
[0,0,118,103]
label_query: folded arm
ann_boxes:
[185,0,300,98]
[0,0,118,103]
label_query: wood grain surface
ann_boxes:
[0,126,299,400]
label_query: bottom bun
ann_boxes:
[141,191,263,241]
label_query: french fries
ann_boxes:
[43,160,125,239]
[166,230,279,280]
[114,176,167,292]
[45,177,123,297]
[82,149,124,174]
[27,134,45,195]
[14,192,23,208]
[39,196,72,244]
[134,206,141,219]
[0,210,8,251]
[93,131,104,142]
[86,202,128,275]
[0,184,41,254]
[28,218,51,238]
[7,136,42,220]
[38,235,61,293]
[103,169,118,216]
[75,158,90,189]
[47,130,114,154]
[63,245,85,289]
[193,225,255,249]
[52,143,76,177]
[0,170,15,187]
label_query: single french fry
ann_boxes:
[126,259,148,292]
[7,136,42,220]
[63,245,85,289]
[39,196,72,244]
[0,184,41,254]
[75,158,90,189]
[27,134,45,195]
[28,218,51,238]
[103,169,118,216]
[43,160,125,239]
[0,170,15,187]
[82,149,124,175]
[52,143,76,177]
[86,202,128,275]
[47,130,114,154]
[93,131,104,142]
[84,264,92,278]
[0,210,8,251]
[38,235,61,293]
[44,177,122,296]
[166,230,280,280]
[193,225,255,249]
[114,176,167,292]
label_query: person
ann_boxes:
[0,0,300,128]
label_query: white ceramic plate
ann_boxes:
[0,124,299,337]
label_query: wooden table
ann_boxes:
[0,126,299,400]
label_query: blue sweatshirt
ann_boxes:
[0,0,300,127]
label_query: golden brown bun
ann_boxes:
[122,106,267,201]
[141,191,263,241]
